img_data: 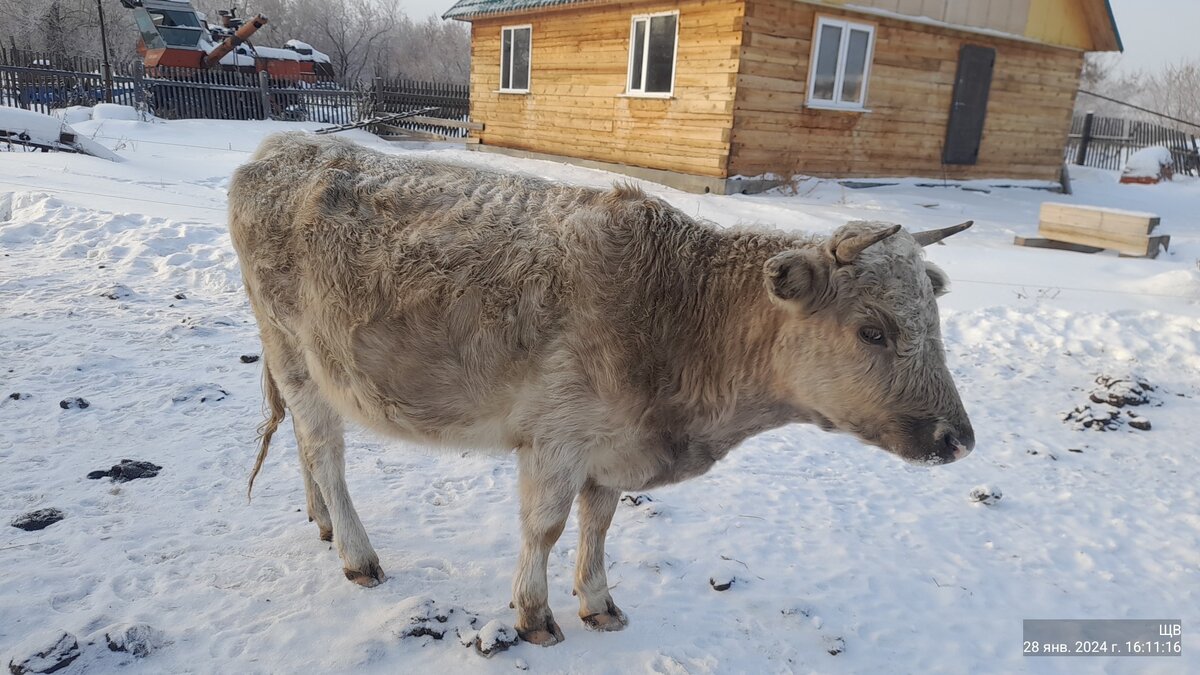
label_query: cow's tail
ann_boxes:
[248,363,287,502]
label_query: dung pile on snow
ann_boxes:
[101,622,166,658]
[389,596,522,658]
[1062,375,1155,431]
[87,459,162,482]
[7,624,166,673]
[8,631,80,674]
[10,508,66,531]
[473,620,519,657]
[392,596,479,642]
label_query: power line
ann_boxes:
[1077,90,1200,131]
[0,179,226,212]
[85,134,254,153]
[954,277,1195,300]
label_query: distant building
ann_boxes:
[444,0,1122,193]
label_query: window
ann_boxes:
[807,17,875,110]
[501,26,531,93]
[627,12,678,96]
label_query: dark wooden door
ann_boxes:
[943,45,996,165]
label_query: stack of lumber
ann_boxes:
[1014,203,1170,259]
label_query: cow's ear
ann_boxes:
[764,249,831,309]
[925,261,950,297]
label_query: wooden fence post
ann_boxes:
[258,69,271,120]
[1074,111,1094,166]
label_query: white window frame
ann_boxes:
[805,16,876,111]
[624,11,679,98]
[499,24,532,94]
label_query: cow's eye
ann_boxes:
[858,326,886,346]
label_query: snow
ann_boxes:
[285,39,331,63]
[217,50,256,67]
[0,107,67,141]
[0,108,122,162]
[1123,146,1174,179]
[1,116,1199,673]
[91,104,142,122]
[250,46,302,62]
[54,106,94,126]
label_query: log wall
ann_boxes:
[729,0,1085,181]
[469,0,745,178]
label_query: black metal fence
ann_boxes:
[1066,112,1200,176]
[0,47,469,132]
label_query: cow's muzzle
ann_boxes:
[893,417,975,466]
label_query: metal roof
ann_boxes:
[442,0,589,21]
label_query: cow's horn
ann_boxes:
[834,224,902,264]
[912,220,974,246]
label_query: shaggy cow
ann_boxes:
[228,132,974,646]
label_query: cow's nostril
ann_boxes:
[942,431,972,460]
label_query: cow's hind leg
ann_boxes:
[299,448,332,542]
[258,329,333,543]
[575,480,627,631]
[289,384,384,587]
[512,445,585,646]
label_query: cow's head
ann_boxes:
[763,220,974,465]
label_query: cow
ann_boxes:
[228,132,975,646]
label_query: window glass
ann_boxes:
[840,28,870,103]
[812,24,842,101]
[630,19,646,91]
[501,29,512,90]
[512,28,531,90]
[644,14,676,93]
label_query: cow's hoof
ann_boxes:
[344,561,386,588]
[319,527,333,542]
[516,617,564,647]
[581,603,628,632]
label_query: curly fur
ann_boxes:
[227,132,973,640]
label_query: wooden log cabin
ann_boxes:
[443,0,1122,193]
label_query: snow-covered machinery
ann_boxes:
[120,0,333,80]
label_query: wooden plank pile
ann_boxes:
[1014,202,1170,259]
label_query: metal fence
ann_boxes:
[1066,112,1200,176]
[0,48,469,130]
[0,48,142,113]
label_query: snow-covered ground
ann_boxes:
[1,115,1198,674]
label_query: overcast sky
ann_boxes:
[406,0,1199,74]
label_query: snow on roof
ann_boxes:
[218,50,256,67]
[252,46,302,62]
[285,39,330,63]
[443,0,593,20]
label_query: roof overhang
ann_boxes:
[443,0,595,21]
[1083,0,1123,52]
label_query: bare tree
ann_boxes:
[1077,54,1200,131]
[2,0,471,84]
[287,0,398,80]
[0,0,139,61]
[379,15,469,82]
[1140,59,1200,127]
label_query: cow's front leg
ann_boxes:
[575,479,627,631]
[512,447,584,646]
